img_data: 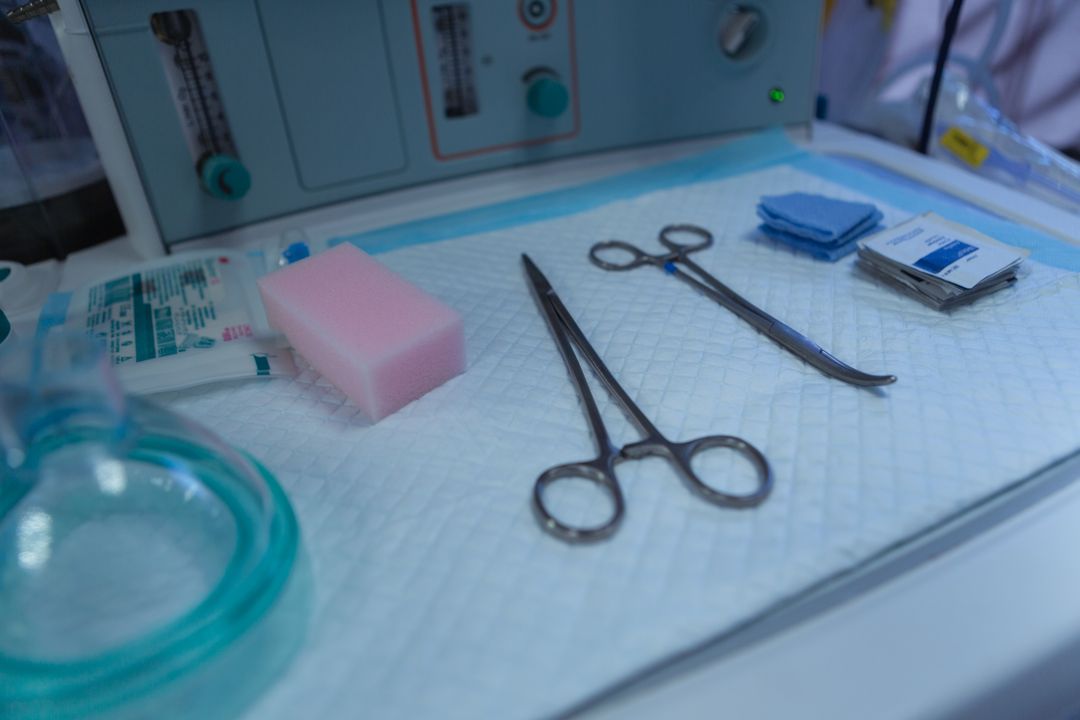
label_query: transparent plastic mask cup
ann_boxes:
[0,335,298,718]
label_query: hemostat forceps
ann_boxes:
[522,254,772,543]
[589,224,897,387]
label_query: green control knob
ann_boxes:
[200,154,251,200]
[526,75,569,118]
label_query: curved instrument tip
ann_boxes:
[846,371,898,387]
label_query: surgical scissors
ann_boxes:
[523,254,772,543]
[589,224,897,387]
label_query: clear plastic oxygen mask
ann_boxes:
[0,334,298,718]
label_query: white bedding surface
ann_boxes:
[162,163,1080,719]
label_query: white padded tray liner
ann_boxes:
[163,165,1080,719]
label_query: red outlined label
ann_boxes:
[410,0,580,161]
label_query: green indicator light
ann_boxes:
[769,87,785,103]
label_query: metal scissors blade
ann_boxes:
[589,225,897,387]
[522,254,772,543]
[522,253,649,441]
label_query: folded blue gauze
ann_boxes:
[758,223,882,261]
[757,192,883,245]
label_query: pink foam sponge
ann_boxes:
[258,243,465,421]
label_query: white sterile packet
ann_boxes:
[36,249,295,394]
[857,212,1027,310]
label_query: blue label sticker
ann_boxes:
[914,240,977,274]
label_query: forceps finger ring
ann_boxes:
[671,434,773,508]
[533,461,626,543]
[589,240,655,271]
[659,223,713,254]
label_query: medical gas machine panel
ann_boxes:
[60,0,819,252]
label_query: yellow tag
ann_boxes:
[940,127,990,168]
